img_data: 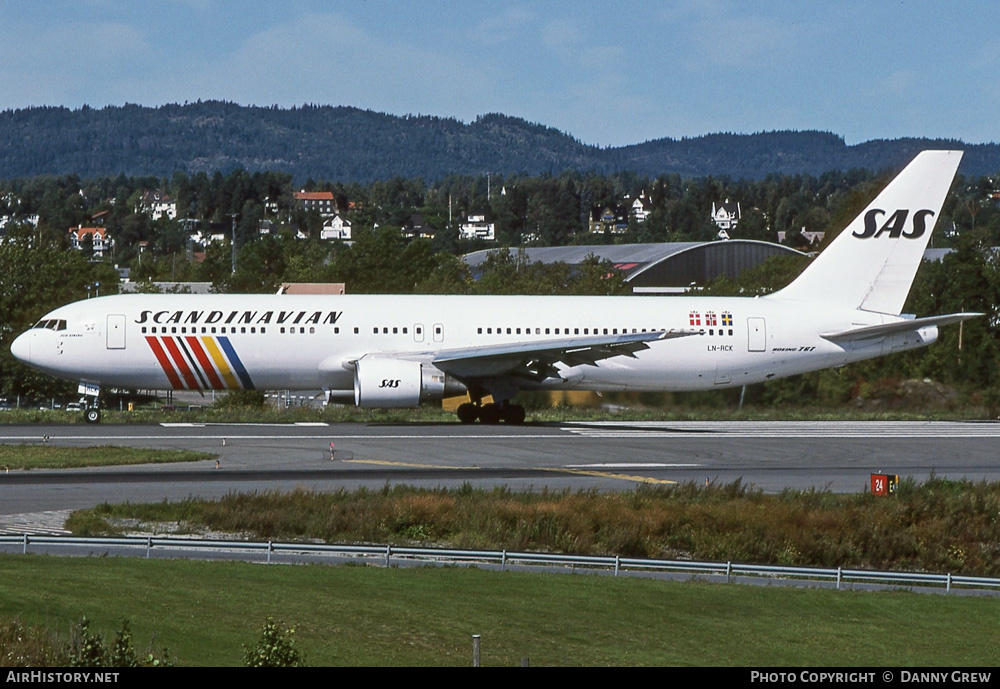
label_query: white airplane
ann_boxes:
[11,150,978,424]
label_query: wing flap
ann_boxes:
[431,329,695,380]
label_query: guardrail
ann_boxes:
[2,534,998,594]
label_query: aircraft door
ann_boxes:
[414,324,424,343]
[747,317,766,352]
[107,314,126,350]
[433,323,444,343]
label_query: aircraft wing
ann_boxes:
[431,329,694,381]
[820,312,982,343]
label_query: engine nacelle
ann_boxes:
[353,358,464,408]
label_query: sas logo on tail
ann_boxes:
[853,209,934,240]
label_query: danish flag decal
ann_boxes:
[145,336,255,390]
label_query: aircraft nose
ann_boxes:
[10,332,30,364]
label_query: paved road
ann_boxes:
[2,420,999,527]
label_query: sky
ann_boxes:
[0,1,996,147]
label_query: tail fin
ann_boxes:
[769,150,963,314]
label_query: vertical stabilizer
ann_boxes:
[769,150,962,314]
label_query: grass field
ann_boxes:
[0,402,995,425]
[0,555,998,666]
[0,445,214,470]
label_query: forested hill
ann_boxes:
[1,101,997,182]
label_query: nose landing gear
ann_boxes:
[78,382,102,424]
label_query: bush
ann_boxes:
[214,390,266,409]
[68,618,171,668]
[243,616,304,667]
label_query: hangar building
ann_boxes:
[462,239,808,293]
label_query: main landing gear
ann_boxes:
[456,400,526,425]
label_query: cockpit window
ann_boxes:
[32,319,66,331]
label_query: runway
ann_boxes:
[1,420,999,523]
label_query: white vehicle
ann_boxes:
[11,151,978,424]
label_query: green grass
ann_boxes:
[0,555,997,666]
[1,402,996,425]
[0,445,214,470]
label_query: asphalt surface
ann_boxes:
[2,420,1000,525]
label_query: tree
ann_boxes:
[0,224,119,397]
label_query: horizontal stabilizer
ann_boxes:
[820,313,982,343]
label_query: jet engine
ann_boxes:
[353,358,465,408]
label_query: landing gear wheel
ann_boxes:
[84,407,101,424]
[456,402,479,424]
[479,402,502,425]
[503,404,526,425]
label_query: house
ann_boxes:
[0,213,39,231]
[294,190,336,217]
[777,228,825,249]
[137,191,177,221]
[320,214,352,240]
[589,207,628,234]
[459,215,495,241]
[68,226,112,257]
[185,219,226,246]
[402,213,435,239]
[629,193,651,223]
[711,200,741,230]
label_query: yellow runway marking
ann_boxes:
[543,467,677,485]
[344,459,471,470]
[342,459,675,484]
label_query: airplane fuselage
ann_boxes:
[11,292,936,397]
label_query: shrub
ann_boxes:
[243,616,304,667]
